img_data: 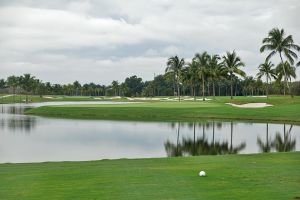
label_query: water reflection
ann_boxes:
[257,124,296,153]
[273,124,296,152]
[164,122,246,157]
[257,123,271,152]
[0,105,36,133]
[0,103,299,163]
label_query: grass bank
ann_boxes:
[0,152,299,200]
[26,96,300,123]
[0,94,128,104]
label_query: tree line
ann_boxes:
[0,28,299,101]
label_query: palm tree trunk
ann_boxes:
[193,83,196,101]
[230,74,233,99]
[202,76,205,101]
[173,74,176,97]
[177,79,180,102]
[279,52,290,96]
[213,82,215,99]
[207,82,210,96]
[266,76,269,98]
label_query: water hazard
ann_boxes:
[0,102,299,163]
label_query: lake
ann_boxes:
[0,102,299,163]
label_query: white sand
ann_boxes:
[183,98,195,101]
[0,94,14,99]
[44,96,62,99]
[196,98,212,101]
[251,96,267,98]
[226,103,273,108]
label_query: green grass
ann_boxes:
[0,152,299,200]
[0,94,130,104]
[26,96,300,123]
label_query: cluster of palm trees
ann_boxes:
[166,51,245,101]
[258,28,300,97]
[166,28,300,100]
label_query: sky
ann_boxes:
[0,0,299,85]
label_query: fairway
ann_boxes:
[26,96,300,123]
[0,152,299,200]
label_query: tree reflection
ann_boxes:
[272,124,296,152]
[257,123,271,153]
[164,121,246,157]
[257,123,296,153]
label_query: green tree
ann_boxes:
[185,60,199,100]
[0,79,6,89]
[111,80,119,96]
[256,61,276,98]
[73,81,81,96]
[194,52,209,101]
[276,61,297,95]
[165,56,185,101]
[19,74,36,103]
[124,75,144,97]
[7,75,19,103]
[207,54,223,99]
[222,51,246,99]
[260,28,300,96]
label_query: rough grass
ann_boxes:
[0,152,299,200]
[26,96,300,123]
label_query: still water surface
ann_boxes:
[0,102,299,163]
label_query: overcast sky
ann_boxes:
[0,0,299,85]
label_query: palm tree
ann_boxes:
[19,74,36,103]
[222,51,246,99]
[256,61,276,98]
[6,76,19,103]
[207,54,223,99]
[73,81,81,96]
[111,80,119,96]
[194,52,209,101]
[186,60,199,100]
[165,56,185,101]
[260,28,300,95]
[276,61,296,95]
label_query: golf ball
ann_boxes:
[199,171,206,177]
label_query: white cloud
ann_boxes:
[0,0,299,83]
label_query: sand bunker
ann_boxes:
[226,103,273,108]
[0,95,13,99]
[44,96,62,99]
[251,96,267,98]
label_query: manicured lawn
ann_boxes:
[26,96,300,123]
[0,94,100,104]
[0,152,299,200]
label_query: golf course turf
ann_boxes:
[25,96,300,123]
[2,95,300,199]
[0,152,299,200]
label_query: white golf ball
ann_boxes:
[199,171,206,177]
